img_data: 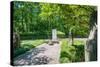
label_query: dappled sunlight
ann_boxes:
[14,46,47,65]
[11,1,97,66]
[14,42,61,65]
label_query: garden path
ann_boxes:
[14,42,61,66]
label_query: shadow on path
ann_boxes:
[14,46,52,65]
[14,43,60,66]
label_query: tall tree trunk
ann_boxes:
[85,10,97,62]
[72,31,74,45]
[85,25,97,61]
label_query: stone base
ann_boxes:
[48,40,59,45]
[51,40,59,43]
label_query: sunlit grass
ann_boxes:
[14,39,45,58]
[21,39,45,47]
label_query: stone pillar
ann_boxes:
[52,29,57,42]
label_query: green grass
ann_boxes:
[57,31,65,35]
[60,39,85,63]
[57,31,66,38]
[21,39,44,47]
[14,39,45,58]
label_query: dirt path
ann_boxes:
[14,42,61,66]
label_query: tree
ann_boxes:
[13,1,96,40]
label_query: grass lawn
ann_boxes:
[60,39,85,63]
[14,39,45,58]
[21,39,45,47]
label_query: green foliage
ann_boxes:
[14,39,44,58]
[13,1,96,38]
[20,32,49,40]
[21,39,44,46]
[12,2,96,62]
[19,31,65,40]
[14,47,29,58]
[57,31,66,38]
[60,39,85,63]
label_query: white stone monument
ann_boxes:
[49,29,59,45]
[52,29,57,42]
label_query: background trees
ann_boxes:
[13,1,96,39]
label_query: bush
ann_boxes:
[20,32,50,40]
[60,57,70,63]
[60,39,85,63]
[13,39,44,58]
[13,44,35,58]
[13,47,29,58]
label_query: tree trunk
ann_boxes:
[13,32,20,48]
[72,31,74,45]
[85,10,97,61]
[85,25,97,61]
